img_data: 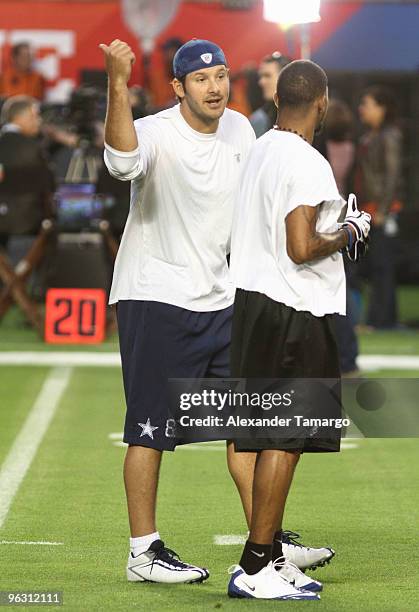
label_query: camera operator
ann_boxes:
[0,96,54,295]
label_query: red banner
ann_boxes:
[0,1,360,101]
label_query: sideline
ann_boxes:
[0,367,72,529]
[1,352,419,370]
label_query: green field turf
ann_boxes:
[1,282,419,354]
[0,363,418,611]
[1,289,419,611]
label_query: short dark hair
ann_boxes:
[262,51,291,71]
[276,60,327,110]
[362,85,397,125]
[174,74,187,103]
[11,42,30,58]
[0,95,37,125]
[179,74,187,91]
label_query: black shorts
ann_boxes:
[231,289,341,453]
[117,300,232,451]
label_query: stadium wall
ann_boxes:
[2,1,419,101]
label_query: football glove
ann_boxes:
[339,193,371,262]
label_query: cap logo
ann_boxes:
[200,53,213,64]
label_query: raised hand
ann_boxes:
[99,39,136,86]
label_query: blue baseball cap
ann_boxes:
[173,39,227,79]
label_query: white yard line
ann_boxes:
[0,352,120,367]
[1,352,419,370]
[358,355,419,370]
[0,540,63,546]
[214,535,246,546]
[0,367,72,529]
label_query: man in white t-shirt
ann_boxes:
[100,37,259,584]
[227,60,371,599]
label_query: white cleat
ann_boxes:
[227,560,320,600]
[282,530,335,571]
[274,557,323,592]
[126,539,209,584]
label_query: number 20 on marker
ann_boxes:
[45,288,106,344]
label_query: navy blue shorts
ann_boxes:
[117,300,232,451]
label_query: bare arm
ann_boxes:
[286,205,353,265]
[99,39,138,151]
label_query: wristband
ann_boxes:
[341,226,354,250]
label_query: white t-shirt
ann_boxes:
[230,130,346,317]
[104,104,255,311]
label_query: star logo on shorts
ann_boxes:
[137,418,159,440]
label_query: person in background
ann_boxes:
[249,52,291,138]
[0,43,45,101]
[357,86,403,329]
[316,99,360,375]
[0,96,54,293]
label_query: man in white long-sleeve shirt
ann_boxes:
[100,37,257,584]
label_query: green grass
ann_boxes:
[1,283,419,354]
[358,332,419,356]
[0,367,418,611]
[360,285,419,327]
[0,307,119,352]
[391,286,419,325]
[1,286,418,609]
[358,369,419,377]
[0,367,50,465]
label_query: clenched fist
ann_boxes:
[99,39,136,85]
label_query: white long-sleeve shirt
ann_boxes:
[104,103,255,311]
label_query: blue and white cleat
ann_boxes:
[274,557,323,592]
[282,530,335,571]
[127,539,209,583]
[227,561,320,600]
